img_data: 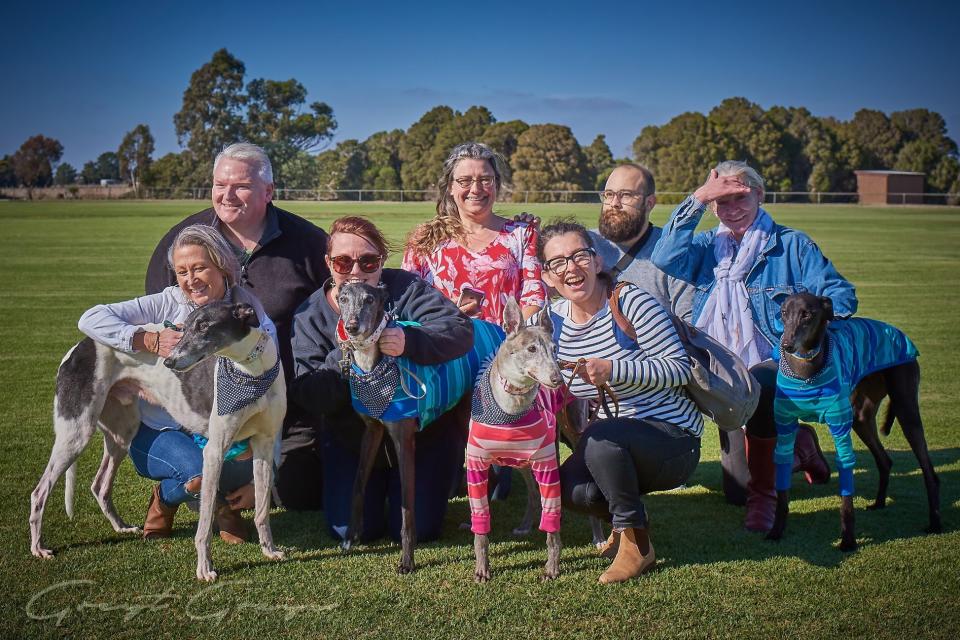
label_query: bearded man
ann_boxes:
[589,163,693,320]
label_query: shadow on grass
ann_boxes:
[40,447,959,579]
[225,447,959,577]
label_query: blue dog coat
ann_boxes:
[774,318,919,496]
[349,318,504,429]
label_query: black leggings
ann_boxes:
[560,417,700,530]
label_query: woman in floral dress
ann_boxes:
[402,142,545,323]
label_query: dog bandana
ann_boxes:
[774,318,919,496]
[466,362,564,535]
[347,318,505,430]
[349,355,402,419]
[216,357,281,416]
[470,361,531,426]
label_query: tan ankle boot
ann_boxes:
[215,502,249,544]
[598,527,655,584]
[143,484,178,539]
[598,528,620,560]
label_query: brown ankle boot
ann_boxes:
[215,502,249,544]
[143,484,178,539]
[598,528,620,560]
[598,527,655,584]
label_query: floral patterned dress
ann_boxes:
[402,220,546,324]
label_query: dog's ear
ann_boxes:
[538,301,554,336]
[233,303,261,328]
[819,296,835,321]
[502,298,523,335]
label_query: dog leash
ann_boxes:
[559,358,620,421]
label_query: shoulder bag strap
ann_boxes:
[607,281,637,341]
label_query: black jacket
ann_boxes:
[145,202,330,381]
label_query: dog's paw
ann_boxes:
[838,538,858,553]
[261,545,285,561]
[340,539,352,552]
[117,525,142,534]
[542,568,559,581]
[926,519,943,534]
[511,525,533,537]
[196,564,219,582]
[32,546,55,559]
[474,567,491,583]
[397,560,415,575]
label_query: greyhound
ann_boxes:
[467,298,565,582]
[336,281,510,575]
[767,293,940,551]
[336,281,420,574]
[29,299,286,581]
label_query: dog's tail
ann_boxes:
[880,398,896,437]
[65,462,77,519]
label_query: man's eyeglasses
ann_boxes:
[329,254,382,275]
[599,190,646,204]
[454,176,496,189]
[543,248,597,275]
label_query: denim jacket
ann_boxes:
[651,196,858,349]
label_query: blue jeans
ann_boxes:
[320,409,465,543]
[128,424,253,506]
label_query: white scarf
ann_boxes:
[696,209,774,369]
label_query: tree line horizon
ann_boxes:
[3,49,958,202]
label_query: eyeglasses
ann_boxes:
[329,254,382,275]
[453,176,496,189]
[599,190,645,204]
[543,248,597,275]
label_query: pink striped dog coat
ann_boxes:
[467,378,564,536]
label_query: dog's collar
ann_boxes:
[236,331,269,365]
[337,313,391,348]
[783,344,822,362]
[779,337,830,383]
[337,313,392,373]
[496,370,536,396]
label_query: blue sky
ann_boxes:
[3,0,958,169]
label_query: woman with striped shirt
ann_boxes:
[537,219,703,584]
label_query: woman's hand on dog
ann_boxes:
[134,328,182,358]
[577,358,612,387]
[378,327,406,357]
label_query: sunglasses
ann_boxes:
[329,253,382,275]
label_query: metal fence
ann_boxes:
[2,185,959,205]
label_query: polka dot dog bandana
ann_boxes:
[349,355,401,419]
[216,357,281,416]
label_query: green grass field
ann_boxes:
[2,199,959,639]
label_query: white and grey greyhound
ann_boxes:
[29,298,286,582]
[468,297,566,581]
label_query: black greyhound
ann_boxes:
[767,293,941,550]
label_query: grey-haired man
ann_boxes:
[146,143,330,511]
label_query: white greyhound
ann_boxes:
[29,299,286,581]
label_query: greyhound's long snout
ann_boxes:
[344,320,360,335]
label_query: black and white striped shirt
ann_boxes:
[543,283,704,437]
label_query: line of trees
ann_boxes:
[2,50,958,202]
